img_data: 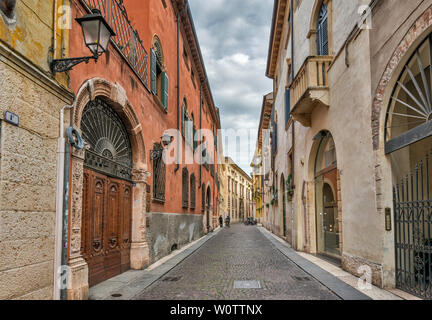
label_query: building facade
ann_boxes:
[0,0,74,299]
[65,0,221,299]
[1,0,220,300]
[223,157,252,223]
[258,0,432,298]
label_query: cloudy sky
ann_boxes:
[188,0,274,175]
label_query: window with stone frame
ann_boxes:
[201,183,206,212]
[152,142,166,202]
[150,36,169,111]
[190,174,196,210]
[182,167,189,208]
[317,3,329,56]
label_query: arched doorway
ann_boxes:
[80,98,134,287]
[281,174,287,238]
[314,131,340,258]
[385,33,432,298]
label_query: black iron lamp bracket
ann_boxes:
[50,55,98,74]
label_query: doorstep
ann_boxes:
[258,227,397,300]
[88,228,221,300]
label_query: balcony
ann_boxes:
[290,56,332,127]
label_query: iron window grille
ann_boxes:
[82,0,149,88]
[190,174,196,210]
[182,168,189,208]
[81,98,133,181]
[151,143,166,202]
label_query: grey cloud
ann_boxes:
[189,0,274,173]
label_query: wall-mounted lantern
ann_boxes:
[50,9,115,74]
[0,0,17,19]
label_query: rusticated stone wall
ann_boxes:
[0,43,73,299]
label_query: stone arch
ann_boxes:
[305,129,340,254]
[67,78,149,300]
[153,35,164,64]
[73,78,147,169]
[372,6,432,153]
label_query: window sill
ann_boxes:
[152,198,166,204]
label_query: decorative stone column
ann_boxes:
[130,168,150,270]
[67,146,89,300]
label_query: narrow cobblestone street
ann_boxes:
[134,224,339,300]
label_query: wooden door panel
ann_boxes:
[82,169,133,287]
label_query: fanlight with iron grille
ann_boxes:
[386,35,432,151]
[81,98,133,180]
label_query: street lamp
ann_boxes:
[161,132,174,147]
[50,9,115,74]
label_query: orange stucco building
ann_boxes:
[65,0,220,299]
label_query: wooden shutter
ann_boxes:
[182,168,189,208]
[285,89,290,126]
[317,5,329,56]
[162,72,169,111]
[181,106,185,137]
[150,49,157,94]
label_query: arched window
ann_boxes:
[151,36,169,111]
[182,168,189,208]
[190,174,196,209]
[317,3,329,56]
[385,35,432,154]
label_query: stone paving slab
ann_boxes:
[133,224,340,300]
[258,227,372,300]
[89,229,221,300]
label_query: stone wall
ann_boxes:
[0,42,73,299]
[145,213,204,264]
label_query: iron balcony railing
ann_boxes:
[82,0,149,88]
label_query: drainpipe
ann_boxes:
[290,0,296,250]
[53,105,72,300]
[175,9,181,173]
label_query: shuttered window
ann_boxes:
[182,168,189,208]
[161,72,169,111]
[285,89,291,126]
[190,174,196,209]
[150,48,157,94]
[317,4,329,56]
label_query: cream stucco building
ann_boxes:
[221,157,253,223]
[257,0,432,298]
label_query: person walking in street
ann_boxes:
[219,215,223,228]
[225,215,230,228]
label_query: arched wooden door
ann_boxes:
[80,98,134,287]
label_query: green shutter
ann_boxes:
[150,48,157,94]
[181,106,185,137]
[162,72,169,111]
[193,127,197,151]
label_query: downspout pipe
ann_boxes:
[54,105,72,300]
[175,8,181,173]
[290,0,296,250]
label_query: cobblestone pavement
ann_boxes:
[134,224,340,300]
